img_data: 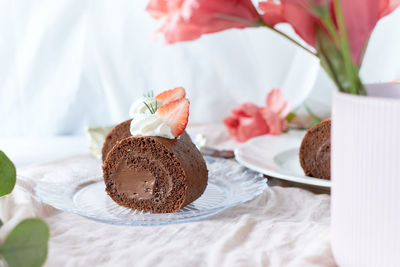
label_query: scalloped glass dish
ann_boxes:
[34,157,267,226]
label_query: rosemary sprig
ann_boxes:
[142,90,158,114]
[143,101,158,114]
[143,91,154,98]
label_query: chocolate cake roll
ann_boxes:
[102,132,208,213]
[101,119,132,162]
[299,119,331,180]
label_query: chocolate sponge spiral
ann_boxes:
[102,119,133,162]
[102,132,208,213]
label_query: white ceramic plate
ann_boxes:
[235,130,331,188]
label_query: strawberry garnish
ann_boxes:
[156,98,189,137]
[156,87,186,105]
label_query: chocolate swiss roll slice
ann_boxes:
[299,119,331,180]
[102,132,208,213]
[101,119,132,162]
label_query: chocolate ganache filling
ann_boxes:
[113,159,173,200]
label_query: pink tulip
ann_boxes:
[224,89,290,142]
[261,88,290,135]
[223,103,269,142]
[259,0,400,65]
[146,0,260,44]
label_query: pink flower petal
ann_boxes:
[265,88,285,113]
[259,0,317,47]
[263,110,286,135]
[224,103,269,142]
[280,101,292,118]
[258,1,286,26]
[342,0,400,64]
[259,0,400,65]
[379,0,400,17]
[232,103,262,117]
[147,0,260,44]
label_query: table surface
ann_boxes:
[0,125,335,267]
[0,136,89,168]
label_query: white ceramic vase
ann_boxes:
[331,82,400,266]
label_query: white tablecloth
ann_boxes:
[0,125,336,267]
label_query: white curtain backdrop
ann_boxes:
[1,0,399,137]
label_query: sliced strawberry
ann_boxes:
[156,98,189,137]
[156,87,186,105]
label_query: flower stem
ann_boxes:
[321,17,341,46]
[260,21,318,57]
[215,13,317,57]
[333,0,363,95]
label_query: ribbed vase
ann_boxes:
[331,83,400,266]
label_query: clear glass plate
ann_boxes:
[34,157,267,226]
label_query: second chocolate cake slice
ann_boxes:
[299,119,331,180]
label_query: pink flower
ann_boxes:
[146,0,260,44]
[223,103,269,142]
[259,0,400,65]
[259,0,317,48]
[342,0,400,64]
[261,88,291,135]
[224,89,290,142]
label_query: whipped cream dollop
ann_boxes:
[130,113,174,139]
[128,97,163,117]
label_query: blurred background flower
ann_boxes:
[224,88,290,142]
[147,0,260,43]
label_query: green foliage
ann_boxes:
[316,27,347,92]
[308,0,329,17]
[285,112,297,123]
[315,27,364,94]
[0,151,16,197]
[0,219,50,267]
[0,151,49,267]
[304,105,322,127]
[314,0,367,95]
[332,0,365,95]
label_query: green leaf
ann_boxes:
[0,151,16,197]
[0,218,49,267]
[304,104,322,127]
[0,219,3,228]
[308,0,329,17]
[285,112,297,123]
[315,26,350,93]
[332,0,358,94]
